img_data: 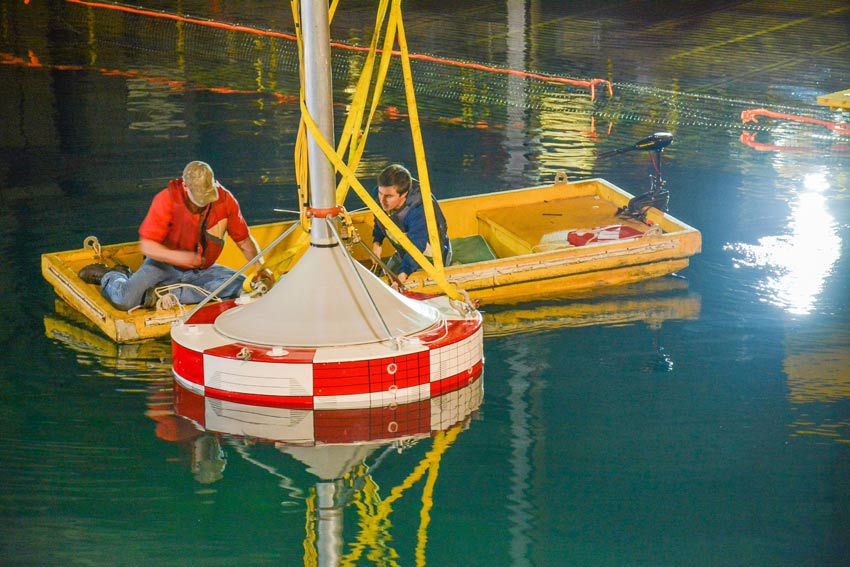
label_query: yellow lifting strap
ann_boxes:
[334,0,394,202]
[333,0,446,281]
[291,0,463,301]
[288,0,387,234]
[392,0,447,277]
[339,424,464,565]
[300,102,463,301]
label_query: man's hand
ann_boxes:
[251,267,275,291]
[391,272,408,291]
[371,242,383,268]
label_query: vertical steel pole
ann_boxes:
[302,0,336,245]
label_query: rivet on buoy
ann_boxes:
[387,363,397,375]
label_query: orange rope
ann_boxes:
[0,51,298,103]
[741,108,850,135]
[66,0,298,41]
[63,0,612,101]
[740,131,850,154]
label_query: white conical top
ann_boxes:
[213,243,441,347]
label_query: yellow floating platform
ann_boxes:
[42,175,701,342]
[817,89,850,111]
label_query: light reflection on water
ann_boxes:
[725,171,841,315]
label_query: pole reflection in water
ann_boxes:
[505,341,535,567]
[170,376,483,566]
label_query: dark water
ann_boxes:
[2,1,849,565]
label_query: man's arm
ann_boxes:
[140,238,199,269]
[371,241,384,264]
[371,219,387,257]
[236,235,274,289]
[398,208,431,277]
[235,235,264,265]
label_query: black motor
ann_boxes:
[599,132,673,222]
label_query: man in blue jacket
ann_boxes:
[371,164,451,287]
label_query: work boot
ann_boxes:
[142,287,159,308]
[78,263,109,284]
[78,263,132,285]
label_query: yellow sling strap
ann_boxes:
[290,0,462,301]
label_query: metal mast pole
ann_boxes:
[302,0,336,246]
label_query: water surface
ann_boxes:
[2,1,849,565]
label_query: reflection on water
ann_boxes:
[504,340,537,567]
[44,295,485,564]
[483,277,700,374]
[725,171,841,315]
[44,299,171,381]
[170,378,484,565]
[482,278,699,336]
[785,321,850,444]
[127,77,188,134]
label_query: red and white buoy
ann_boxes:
[171,228,484,410]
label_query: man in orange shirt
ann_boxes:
[80,161,271,310]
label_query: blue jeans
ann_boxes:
[101,258,245,311]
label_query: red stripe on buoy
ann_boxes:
[313,350,429,396]
[206,342,317,363]
[202,386,315,409]
[184,300,238,324]
[430,362,483,397]
[420,319,483,347]
[172,339,205,385]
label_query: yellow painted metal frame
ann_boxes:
[817,89,850,111]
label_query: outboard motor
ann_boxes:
[599,132,673,222]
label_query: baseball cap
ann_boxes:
[182,161,219,207]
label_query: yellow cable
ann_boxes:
[336,424,466,564]
[299,98,463,300]
[303,490,318,567]
[393,0,445,274]
[335,0,393,204]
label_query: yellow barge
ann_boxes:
[42,173,701,342]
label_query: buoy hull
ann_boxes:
[171,297,484,410]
